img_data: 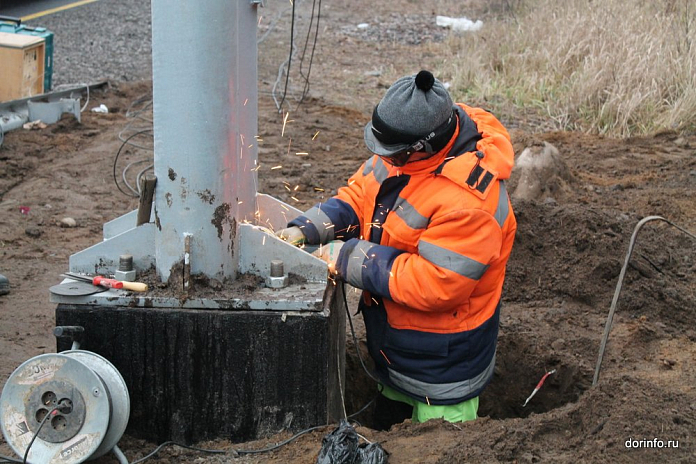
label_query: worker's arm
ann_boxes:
[335,208,502,312]
[285,160,369,245]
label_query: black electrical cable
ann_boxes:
[129,441,227,464]
[112,129,153,197]
[348,392,379,420]
[22,406,60,464]
[593,216,696,386]
[341,283,382,385]
[298,0,322,104]
[277,0,296,111]
[236,424,326,455]
[298,0,317,76]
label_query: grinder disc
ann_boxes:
[49,281,102,296]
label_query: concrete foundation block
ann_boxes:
[55,285,345,444]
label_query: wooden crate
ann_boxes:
[0,31,46,102]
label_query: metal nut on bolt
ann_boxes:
[265,259,288,288]
[115,254,136,282]
[265,275,289,288]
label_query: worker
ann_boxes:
[277,70,517,429]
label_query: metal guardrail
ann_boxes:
[0,81,109,145]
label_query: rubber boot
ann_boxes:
[0,273,9,295]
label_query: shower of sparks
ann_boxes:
[295,152,309,156]
[314,187,325,192]
[284,185,292,191]
[271,165,282,170]
[282,112,290,137]
[293,185,300,191]
[290,196,299,202]
[312,131,320,140]
[244,98,248,106]
[238,201,243,205]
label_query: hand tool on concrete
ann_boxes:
[61,273,124,290]
[63,272,148,292]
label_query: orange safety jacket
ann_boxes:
[289,104,517,404]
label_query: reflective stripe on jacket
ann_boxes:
[289,104,517,404]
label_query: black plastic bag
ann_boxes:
[316,421,388,464]
[358,442,389,464]
[316,420,359,464]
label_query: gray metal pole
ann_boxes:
[151,0,259,281]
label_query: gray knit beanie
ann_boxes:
[364,70,455,157]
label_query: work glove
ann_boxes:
[312,240,344,274]
[275,226,306,246]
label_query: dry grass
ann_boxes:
[437,0,696,136]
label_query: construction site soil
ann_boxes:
[1,1,696,463]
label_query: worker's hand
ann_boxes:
[275,226,306,246]
[312,240,344,274]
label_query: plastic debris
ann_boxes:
[317,421,358,464]
[91,104,109,113]
[358,443,389,464]
[436,15,483,32]
[22,120,47,130]
[316,421,388,464]
[523,369,557,407]
[357,23,369,29]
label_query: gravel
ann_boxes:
[339,13,450,45]
[22,0,153,87]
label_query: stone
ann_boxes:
[25,226,43,238]
[59,217,77,228]
[512,142,575,202]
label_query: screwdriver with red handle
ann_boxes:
[62,272,149,292]
[61,273,123,289]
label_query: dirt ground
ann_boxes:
[2,1,696,463]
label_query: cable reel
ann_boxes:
[0,350,130,464]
